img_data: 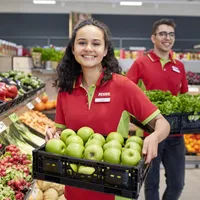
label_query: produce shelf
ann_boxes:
[31,68,56,74]
[186,155,200,165]
[33,145,150,199]
[0,84,45,115]
[0,87,45,131]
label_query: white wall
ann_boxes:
[0,1,200,16]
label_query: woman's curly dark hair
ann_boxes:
[54,18,122,93]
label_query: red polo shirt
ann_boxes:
[126,50,188,96]
[55,72,160,200]
[127,50,188,137]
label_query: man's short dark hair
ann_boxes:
[152,18,176,35]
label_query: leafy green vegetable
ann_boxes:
[145,90,200,115]
[32,47,64,62]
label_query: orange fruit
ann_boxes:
[41,94,48,103]
[34,102,45,111]
[54,100,57,108]
[45,101,55,110]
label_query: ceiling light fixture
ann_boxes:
[33,0,56,4]
[120,1,143,6]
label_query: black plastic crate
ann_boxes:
[164,114,181,134]
[10,95,24,107]
[0,101,7,114]
[36,84,45,92]
[24,84,45,99]
[33,145,150,199]
[25,89,37,99]
[4,95,23,110]
[180,113,200,134]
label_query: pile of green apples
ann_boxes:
[45,127,143,174]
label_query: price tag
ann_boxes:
[26,102,34,110]
[35,97,41,103]
[9,113,19,123]
[189,87,199,92]
[31,184,38,199]
[0,121,7,133]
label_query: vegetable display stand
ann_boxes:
[180,113,200,134]
[33,145,150,199]
[0,84,45,115]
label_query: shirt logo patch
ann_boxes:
[95,98,111,103]
[98,92,110,97]
[172,66,180,73]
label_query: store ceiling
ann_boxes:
[1,0,200,16]
[2,0,200,3]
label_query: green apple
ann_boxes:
[67,164,78,175]
[70,164,78,172]
[45,138,66,155]
[85,139,103,148]
[124,142,142,154]
[87,133,105,146]
[121,149,141,166]
[84,144,103,161]
[60,128,76,143]
[65,135,84,146]
[106,132,124,145]
[77,126,94,144]
[126,136,143,147]
[103,148,121,164]
[78,166,95,175]
[103,140,122,151]
[66,143,84,158]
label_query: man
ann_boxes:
[127,19,188,200]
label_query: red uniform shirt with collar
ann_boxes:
[126,50,188,96]
[55,72,160,200]
[126,50,188,137]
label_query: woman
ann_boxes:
[46,18,170,200]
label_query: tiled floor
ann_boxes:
[138,168,200,200]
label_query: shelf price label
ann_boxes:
[35,97,41,103]
[26,102,34,110]
[189,87,199,92]
[31,184,38,199]
[0,121,7,133]
[9,113,19,123]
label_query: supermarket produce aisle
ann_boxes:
[138,169,200,200]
